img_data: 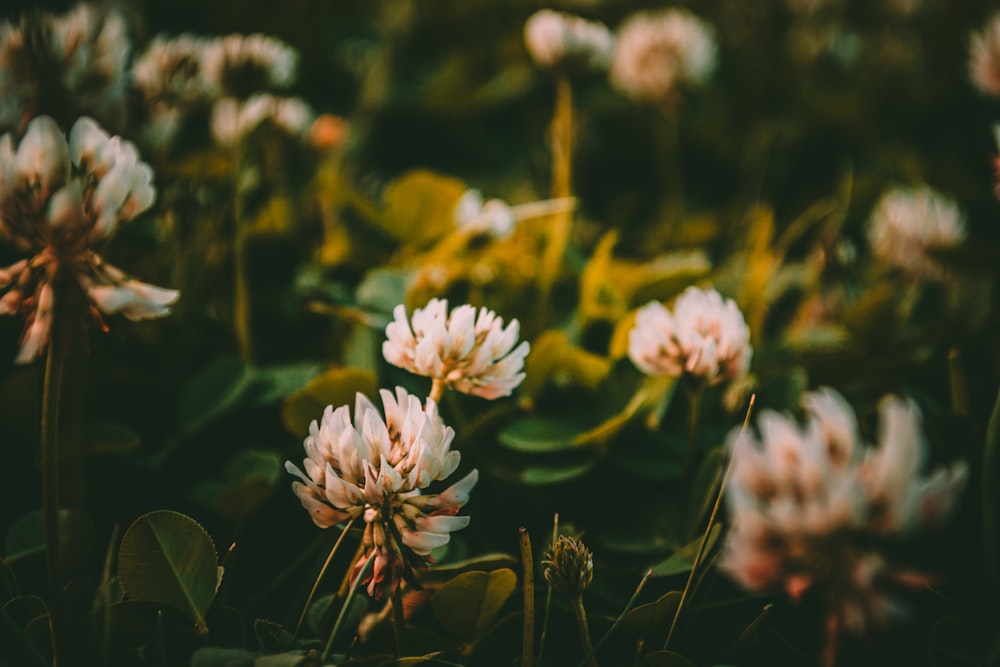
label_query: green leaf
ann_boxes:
[281,367,378,436]
[497,418,588,453]
[3,595,48,628]
[188,449,283,522]
[255,652,311,667]
[686,447,726,538]
[928,616,984,667]
[85,421,142,456]
[649,525,723,578]
[622,591,681,636]
[642,650,698,667]
[378,170,468,245]
[117,510,220,635]
[430,568,517,643]
[489,457,599,487]
[179,357,252,435]
[254,618,297,654]
[355,268,415,316]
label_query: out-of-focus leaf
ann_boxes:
[4,509,95,574]
[488,456,599,487]
[498,417,589,453]
[3,595,47,628]
[245,362,327,406]
[608,436,684,482]
[178,357,252,435]
[520,330,612,402]
[355,267,416,317]
[622,591,681,636]
[254,653,312,667]
[189,450,283,522]
[85,421,141,456]
[649,525,722,578]
[378,170,467,246]
[928,616,984,667]
[281,367,378,436]
[430,568,517,643]
[117,510,220,635]
[418,553,519,582]
[575,375,677,446]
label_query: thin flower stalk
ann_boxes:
[322,550,376,661]
[41,337,65,666]
[578,568,652,667]
[293,518,356,638]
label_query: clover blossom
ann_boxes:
[0,3,130,132]
[628,286,751,386]
[285,387,478,597]
[720,388,967,635]
[542,535,594,597]
[610,8,717,105]
[200,33,299,99]
[0,116,177,363]
[383,299,530,400]
[524,10,616,72]
[453,189,516,239]
[867,186,965,281]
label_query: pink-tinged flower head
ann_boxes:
[628,286,751,385]
[285,387,477,597]
[210,94,314,147]
[867,186,965,281]
[970,11,1000,96]
[610,8,717,105]
[383,299,530,400]
[0,116,177,363]
[524,10,616,71]
[720,387,967,634]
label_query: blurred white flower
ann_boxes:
[454,189,516,239]
[628,286,751,385]
[285,387,478,597]
[210,94,314,147]
[201,33,298,98]
[383,299,530,400]
[524,9,615,71]
[970,11,1000,96]
[0,116,177,363]
[721,387,967,634]
[0,3,130,132]
[610,8,717,104]
[867,186,965,281]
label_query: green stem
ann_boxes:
[682,384,704,477]
[41,334,65,666]
[519,528,534,667]
[536,513,559,664]
[653,108,683,225]
[665,394,755,651]
[572,595,597,667]
[391,579,407,658]
[294,518,356,638]
[322,551,375,661]
[539,71,574,308]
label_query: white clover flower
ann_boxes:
[285,387,478,597]
[610,8,717,104]
[970,11,1000,96]
[210,94,314,147]
[628,286,751,385]
[867,186,966,281]
[720,387,968,634]
[201,33,298,98]
[453,189,516,239]
[524,9,616,71]
[0,116,177,363]
[0,4,130,132]
[383,299,530,400]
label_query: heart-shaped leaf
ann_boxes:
[117,510,220,634]
[430,568,517,643]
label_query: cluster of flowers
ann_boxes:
[287,299,530,597]
[721,387,967,633]
[524,7,717,105]
[133,30,313,148]
[0,2,314,150]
